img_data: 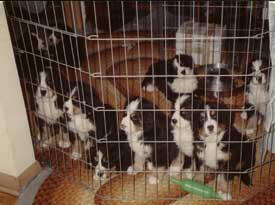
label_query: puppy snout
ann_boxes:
[41,90,47,96]
[207,125,214,132]
[181,70,186,75]
[172,119,177,124]
[257,76,262,83]
[98,172,104,178]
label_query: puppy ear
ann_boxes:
[142,111,154,131]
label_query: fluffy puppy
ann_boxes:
[196,103,256,200]
[241,60,269,134]
[120,97,179,184]
[87,129,132,180]
[171,95,204,178]
[63,82,118,160]
[35,68,68,147]
[142,55,198,101]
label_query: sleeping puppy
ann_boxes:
[241,60,269,134]
[35,68,68,147]
[88,129,132,180]
[171,95,204,179]
[196,103,256,200]
[142,55,198,101]
[120,97,179,184]
[63,82,118,160]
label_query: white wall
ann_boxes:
[0,2,36,177]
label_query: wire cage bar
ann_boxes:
[3,1,275,203]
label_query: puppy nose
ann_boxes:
[172,119,177,124]
[98,172,104,178]
[181,70,186,75]
[207,125,214,132]
[258,76,262,83]
[41,90,47,96]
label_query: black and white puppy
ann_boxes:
[63,82,118,160]
[17,23,86,68]
[241,60,269,134]
[142,55,198,101]
[88,129,132,180]
[171,95,204,178]
[196,103,256,200]
[35,68,68,147]
[120,97,179,184]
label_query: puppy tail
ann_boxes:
[241,173,252,186]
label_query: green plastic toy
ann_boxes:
[171,178,222,199]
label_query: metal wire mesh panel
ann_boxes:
[3,1,275,203]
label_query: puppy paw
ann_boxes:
[169,166,181,176]
[246,128,255,135]
[37,133,41,141]
[42,139,51,148]
[149,176,159,185]
[71,152,82,160]
[143,84,155,92]
[240,111,248,120]
[127,166,136,175]
[58,140,71,148]
[218,191,232,200]
[185,172,193,179]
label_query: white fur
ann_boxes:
[169,59,198,93]
[149,176,158,185]
[204,105,218,135]
[171,95,194,157]
[143,84,155,92]
[67,113,95,141]
[71,151,82,160]
[198,131,230,170]
[93,151,107,180]
[35,71,63,124]
[247,82,268,115]
[120,99,140,134]
[31,32,46,51]
[58,140,71,148]
[48,31,60,46]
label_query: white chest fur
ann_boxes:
[36,96,63,124]
[68,113,96,141]
[169,76,198,94]
[127,132,152,159]
[172,126,194,157]
[247,83,268,115]
[198,132,229,170]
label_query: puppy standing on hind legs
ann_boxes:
[171,95,204,179]
[196,103,256,200]
[35,69,68,148]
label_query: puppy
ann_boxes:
[17,23,86,68]
[241,60,269,134]
[88,129,132,180]
[196,103,256,200]
[35,68,68,147]
[120,97,179,184]
[142,55,198,101]
[63,82,118,160]
[171,95,204,178]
